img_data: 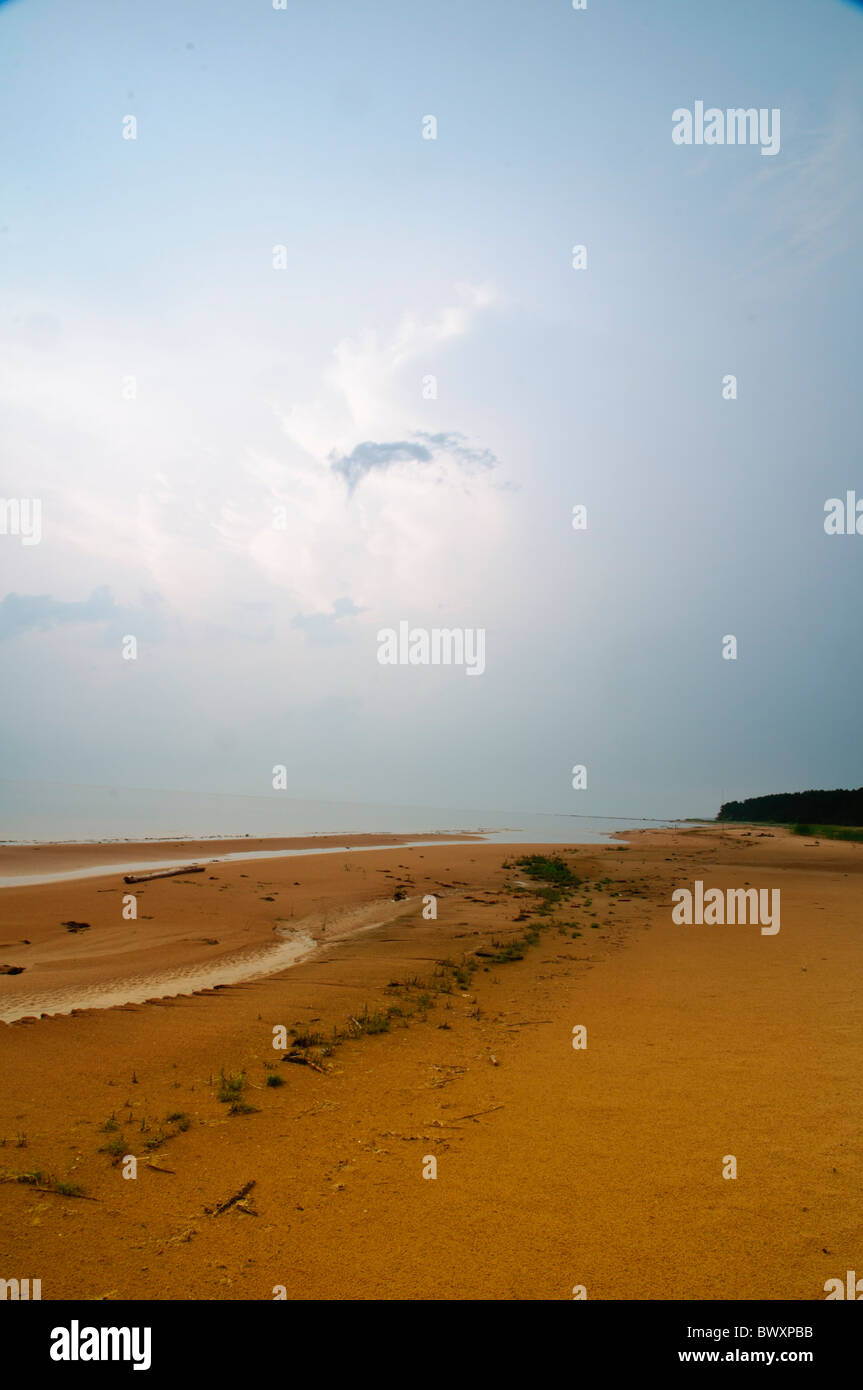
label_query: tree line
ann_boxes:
[717,788,863,826]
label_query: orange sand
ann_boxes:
[0,826,860,1300]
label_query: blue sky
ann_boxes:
[1,0,862,826]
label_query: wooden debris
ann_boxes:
[451,1104,504,1123]
[123,865,205,885]
[211,1179,256,1216]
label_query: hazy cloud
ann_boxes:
[0,586,156,642]
[291,596,363,646]
[414,432,498,472]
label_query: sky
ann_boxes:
[1,0,862,830]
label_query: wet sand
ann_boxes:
[0,834,476,1023]
[0,831,480,886]
[0,826,860,1300]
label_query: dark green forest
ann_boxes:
[717,789,863,826]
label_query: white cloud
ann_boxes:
[0,285,512,629]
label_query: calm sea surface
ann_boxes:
[0,779,673,847]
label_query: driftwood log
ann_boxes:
[123,865,205,885]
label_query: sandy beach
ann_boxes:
[1,825,860,1300]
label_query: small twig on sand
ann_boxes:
[451,1105,504,1123]
[211,1179,256,1216]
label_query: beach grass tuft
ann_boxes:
[217,1070,246,1104]
[514,854,581,889]
[792,823,863,842]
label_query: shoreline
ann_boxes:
[0,830,485,889]
[0,829,492,851]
